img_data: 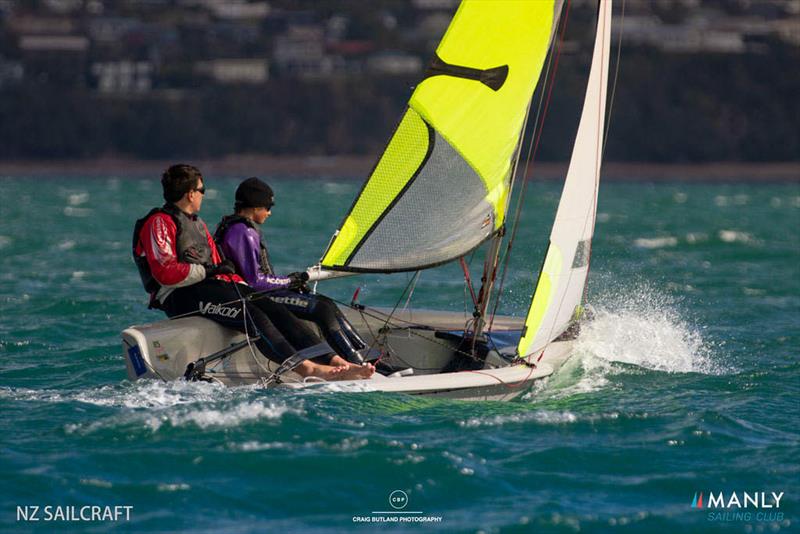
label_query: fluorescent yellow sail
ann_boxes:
[321,0,560,272]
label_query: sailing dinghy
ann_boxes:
[122,0,614,401]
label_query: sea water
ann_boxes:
[0,176,798,533]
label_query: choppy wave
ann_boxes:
[459,410,623,428]
[718,229,756,244]
[633,236,678,249]
[633,230,759,248]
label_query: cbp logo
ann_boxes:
[389,490,408,510]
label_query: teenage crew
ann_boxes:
[214,177,372,365]
[132,164,374,381]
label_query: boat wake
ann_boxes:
[2,380,303,433]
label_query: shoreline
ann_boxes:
[0,156,798,182]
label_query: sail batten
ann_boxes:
[320,0,562,273]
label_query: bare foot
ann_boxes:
[328,355,350,367]
[324,362,376,381]
[296,361,376,381]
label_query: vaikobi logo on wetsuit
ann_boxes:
[198,302,241,318]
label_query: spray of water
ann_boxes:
[536,282,725,399]
[578,283,720,373]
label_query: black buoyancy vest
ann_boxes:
[132,204,213,295]
[214,214,274,276]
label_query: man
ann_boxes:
[132,164,374,381]
[214,177,371,364]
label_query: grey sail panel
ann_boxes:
[347,129,494,271]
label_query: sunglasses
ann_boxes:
[193,185,206,195]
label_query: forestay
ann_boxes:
[320,0,562,273]
[517,0,613,359]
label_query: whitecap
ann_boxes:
[80,478,112,488]
[233,441,293,452]
[718,230,754,244]
[743,287,765,296]
[322,182,352,193]
[633,236,678,249]
[459,410,620,428]
[57,240,75,250]
[673,192,687,203]
[63,206,92,217]
[68,192,89,205]
[157,483,190,492]
[0,236,10,249]
[143,400,292,431]
[685,233,708,244]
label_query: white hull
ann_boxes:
[122,307,576,401]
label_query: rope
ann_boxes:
[603,0,625,157]
[459,257,479,308]
[401,271,421,313]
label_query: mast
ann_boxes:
[470,0,566,343]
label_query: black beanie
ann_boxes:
[235,177,274,209]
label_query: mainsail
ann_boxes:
[517,0,613,358]
[320,1,563,273]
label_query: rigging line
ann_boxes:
[602,0,625,157]
[356,307,386,363]
[375,273,422,344]
[540,0,611,353]
[231,280,273,377]
[580,0,613,304]
[488,0,573,332]
[462,249,477,320]
[478,3,548,324]
[459,257,479,308]
[401,270,421,313]
[327,297,512,365]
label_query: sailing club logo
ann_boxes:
[198,301,241,318]
[691,491,786,523]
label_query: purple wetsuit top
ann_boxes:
[219,222,291,292]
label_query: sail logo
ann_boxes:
[198,302,241,319]
[691,491,786,523]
